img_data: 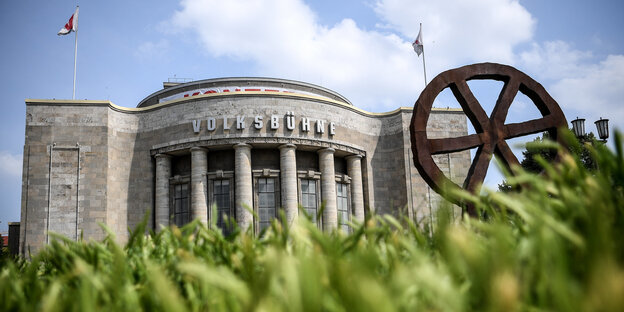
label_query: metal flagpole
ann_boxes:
[420,23,428,87]
[72,6,79,100]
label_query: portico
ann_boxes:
[154,142,366,233]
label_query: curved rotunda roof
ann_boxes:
[137,77,353,108]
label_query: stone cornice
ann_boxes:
[25,96,464,119]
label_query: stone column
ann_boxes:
[234,144,253,231]
[318,148,337,231]
[279,144,298,224]
[155,154,171,229]
[346,155,365,223]
[190,147,208,224]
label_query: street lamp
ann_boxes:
[571,117,586,137]
[570,117,610,143]
[594,117,609,142]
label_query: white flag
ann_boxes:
[58,7,79,36]
[412,25,423,56]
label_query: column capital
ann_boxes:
[233,143,252,150]
[345,154,362,160]
[190,146,208,152]
[155,153,172,159]
[317,147,335,155]
[278,143,297,150]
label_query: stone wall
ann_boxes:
[401,109,472,223]
[21,103,110,253]
[48,148,79,240]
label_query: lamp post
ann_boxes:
[571,117,609,143]
[594,117,609,142]
[571,117,586,137]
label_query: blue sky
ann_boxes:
[1,0,623,232]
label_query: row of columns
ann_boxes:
[154,144,365,231]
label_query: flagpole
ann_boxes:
[420,23,427,87]
[72,6,79,100]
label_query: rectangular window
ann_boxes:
[301,179,318,223]
[336,183,350,232]
[214,179,232,235]
[173,183,190,227]
[257,177,277,232]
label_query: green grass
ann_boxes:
[1,131,623,311]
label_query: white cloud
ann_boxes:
[166,0,536,112]
[169,0,317,59]
[550,54,624,130]
[519,41,593,80]
[164,0,623,134]
[0,151,22,178]
[516,40,624,133]
[373,0,535,71]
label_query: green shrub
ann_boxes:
[1,131,622,311]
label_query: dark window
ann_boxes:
[296,151,319,171]
[172,155,191,176]
[336,183,350,232]
[252,149,280,170]
[301,179,318,223]
[208,150,234,171]
[334,157,347,174]
[257,178,277,232]
[173,183,190,227]
[214,180,232,235]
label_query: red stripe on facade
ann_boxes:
[265,89,279,92]
[245,88,261,91]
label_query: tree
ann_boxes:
[498,131,598,191]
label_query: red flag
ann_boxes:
[412,25,423,56]
[58,7,79,36]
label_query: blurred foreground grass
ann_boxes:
[1,131,623,311]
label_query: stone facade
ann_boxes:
[20,78,471,254]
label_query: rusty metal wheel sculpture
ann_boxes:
[409,63,568,216]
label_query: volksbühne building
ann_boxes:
[19,77,471,254]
